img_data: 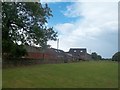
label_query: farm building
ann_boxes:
[24,45,91,63]
[2,46,92,67]
[24,45,72,63]
[68,48,91,61]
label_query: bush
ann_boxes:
[112,52,120,62]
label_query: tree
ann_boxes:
[91,52,98,60]
[91,52,102,60]
[2,2,57,58]
[112,52,120,62]
[97,55,102,60]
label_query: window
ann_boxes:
[74,50,76,52]
[80,50,83,52]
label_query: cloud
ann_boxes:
[40,0,119,3]
[48,2,118,58]
[62,3,82,18]
[54,23,75,35]
[41,0,77,4]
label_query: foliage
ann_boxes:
[2,2,57,57]
[91,52,97,60]
[112,52,120,61]
[91,52,102,60]
[2,40,27,58]
[10,44,27,58]
[97,55,102,60]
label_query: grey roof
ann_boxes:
[69,48,87,52]
[69,48,86,50]
[24,45,65,54]
[24,45,41,53]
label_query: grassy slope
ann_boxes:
[2,61,118,88]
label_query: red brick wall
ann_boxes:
[25,52,42,59]
[25,52,57,60]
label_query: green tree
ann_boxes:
[2,2,57,58]
[97,55,102,60]
[91,52,102,60]
[112,52,120,62]
[91,52,98,60]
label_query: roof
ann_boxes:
[24,45,65,54]
[24,45,41,53]
[69,48,86,50]
[69,48,87,52]
[69,48,87,54]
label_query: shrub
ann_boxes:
[112,52,120,62]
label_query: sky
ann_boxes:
[41,0,118,58]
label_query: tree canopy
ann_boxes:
[112,52,120,62]
[91,52,102,60]
[2,2,57,58]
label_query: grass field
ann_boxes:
[2,61,118,88]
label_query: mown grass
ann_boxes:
[0,69,2,89]
[2,61,118,88]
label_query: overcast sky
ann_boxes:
[42,0,118,58]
